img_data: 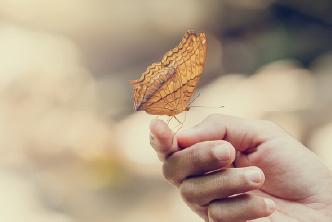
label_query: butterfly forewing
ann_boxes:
[130,31,207,116]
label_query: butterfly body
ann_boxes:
[130,31,207,117]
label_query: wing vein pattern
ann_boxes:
[130,31,207,116]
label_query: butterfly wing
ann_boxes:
[130,31,207,116]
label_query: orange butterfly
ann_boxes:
[130,31,207,118]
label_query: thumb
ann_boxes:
[149,119,179,161]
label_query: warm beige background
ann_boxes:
[0,0,331,221]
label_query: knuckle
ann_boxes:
[179,180,196,203]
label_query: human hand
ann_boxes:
[149,114,332,222]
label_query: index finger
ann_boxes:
[176,114,284,151]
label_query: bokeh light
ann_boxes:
[0,1,331,221]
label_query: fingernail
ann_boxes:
[264,198,276,212]
[212,145,230,161]
[245,169,262,184]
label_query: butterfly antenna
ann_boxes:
[188,91,224,109]
[190,105,224,109]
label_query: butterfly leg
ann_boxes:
[172,115,185,135]
[174,116,183,125]
[167,116,174,125]
[188,91,201,107]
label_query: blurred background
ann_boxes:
[0,0,331,221]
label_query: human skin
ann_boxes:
[149,114,332,222]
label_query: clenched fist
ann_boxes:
[149,114,332,222]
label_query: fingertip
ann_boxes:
[264,198,276,214]
[150,119,172,139]
[245,167,265,186]
[149,119,178,156]
[211,141,236,163]
[224,142,236,163]
[149,119,166,134]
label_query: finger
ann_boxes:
[208,194,276,222]
[149,119,179,161]
[180,167,264,206]
[163,140,236,185]
[177,114,284,151]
